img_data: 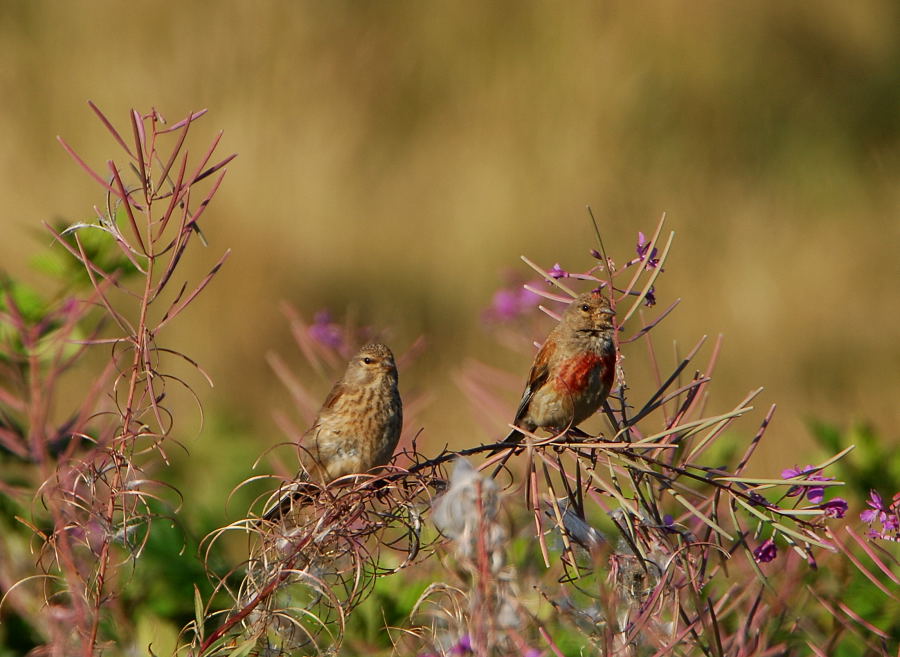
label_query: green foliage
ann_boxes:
[809,420,900,499]
[122,512,215,621]
[0,277,46,322]
[32,216,141,289]
[343,575,431,652]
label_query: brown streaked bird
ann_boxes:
[264,342,403,520]
[493,290,616,473]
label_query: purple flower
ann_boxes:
[451,635,473,654]
[590,248,603,259]
[636,232,660,268]
[888,513,900,533]
[520,287,541,306]
[548,263,569,279]
[308,310,344,349]
[485,286,541,323]
[860,490,886,524]
[488,289,520,321]
[781,465,831,503]
[644,285,657,307]
[861,490,900,540]
[820,497,848,518]
[753,538,777,563]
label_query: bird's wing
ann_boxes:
[263,380,351,522]
[513,338,555,425]
[319,378,346,412]
[301,378,346,454]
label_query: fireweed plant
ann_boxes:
[192,214,895,656]
[0,108,896,656]
[0,104,233,654]
[431,220,897,657]
[189,306,434,657]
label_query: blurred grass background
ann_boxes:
[0,1,898,500]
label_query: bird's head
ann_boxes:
[565,289,616,334]
[344,342,398,385]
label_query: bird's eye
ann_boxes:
[580,304,591,312]
[363,357,373,365]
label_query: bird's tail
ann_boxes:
[494,428,524,451]
[489,427,527,478]
[261,477,319,522]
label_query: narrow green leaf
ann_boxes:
[668,490,733,540]
[193,585,205,641]
[228,639,257,657]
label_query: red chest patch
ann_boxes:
[555,352,612,394]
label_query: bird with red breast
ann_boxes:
[493,289,617,472]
